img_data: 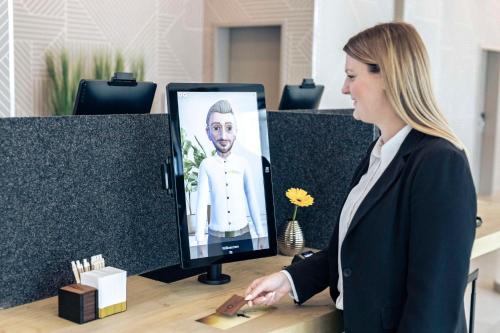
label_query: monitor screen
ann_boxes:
[167,83,277,275]
[278,79,324,110]
[73,79,156,115]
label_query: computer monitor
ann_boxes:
[73,72,157,115]
[166,83,277,285]
[278,78,324,110]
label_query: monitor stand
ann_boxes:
[198,264,231,285]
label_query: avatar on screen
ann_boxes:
[177,92,269,259]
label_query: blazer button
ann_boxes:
[343,268,352,278]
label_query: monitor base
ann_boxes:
[198,264,231,285]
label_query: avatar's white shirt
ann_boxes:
[195,153,265,242]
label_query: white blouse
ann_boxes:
[335,125,411,310]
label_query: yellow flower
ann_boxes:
[286,188,314,207]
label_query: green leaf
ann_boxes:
[194,136,207,156]
[115,51,125,73]
[131,56,145,81]
[45,49,83,116]
[93,50,112,80]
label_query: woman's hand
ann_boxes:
[244,272,292,306]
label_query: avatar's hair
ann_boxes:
[206,100,234,126]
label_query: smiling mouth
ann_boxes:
[218,140,229,146]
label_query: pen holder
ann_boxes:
[81,266,127,318]
[58,284,98,324]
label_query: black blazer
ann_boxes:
[286,129,477,333]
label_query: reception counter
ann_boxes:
[2,111,499,320]
[0,111,374,308]
[1,196,499,332]
[0,255,343,333]
[472,195,500,259]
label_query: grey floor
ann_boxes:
[466,281,500,332]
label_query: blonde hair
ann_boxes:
[343,22,464,150]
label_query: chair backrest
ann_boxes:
[467,216,482,333]
[467,266,480,333]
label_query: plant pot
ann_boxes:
[278,219,305,256]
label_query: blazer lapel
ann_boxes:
[345,129,425,237]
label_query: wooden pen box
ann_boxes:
[58,284,97,324]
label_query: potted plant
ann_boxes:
[46,49,146,116]
[45,50,83,116]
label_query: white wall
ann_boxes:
[404,0,500,185]
[204,0,314,92]
[313,0,500,185]
[312,0,394,110]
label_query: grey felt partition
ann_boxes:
[0,110,375,308]
[267,110,376,249]
[0,115,177,309]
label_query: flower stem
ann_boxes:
[292,205,298,221]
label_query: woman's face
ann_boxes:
[341,54,389,125]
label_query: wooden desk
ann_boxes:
[472,196,500,259]
[3,197,499,332]
[0,255,342,333]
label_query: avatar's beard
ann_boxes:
[215,140,234,153]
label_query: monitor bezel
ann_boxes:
[166,83,277,270]
[278,84,324,110]
[73,79,157,115]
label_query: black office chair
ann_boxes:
[467,215,482,333]
[467,268,479,333]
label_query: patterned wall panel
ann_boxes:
[12,0,204,117]
[204,0,314,88]
[0,0,11,117]
[13,0,312,117]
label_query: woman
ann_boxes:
[244,22,476,333]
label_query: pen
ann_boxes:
[90,256,96,270]
[83,259,90,272]
[71,261,80,283]
[76,260,84,278]
[98,254,105,269]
